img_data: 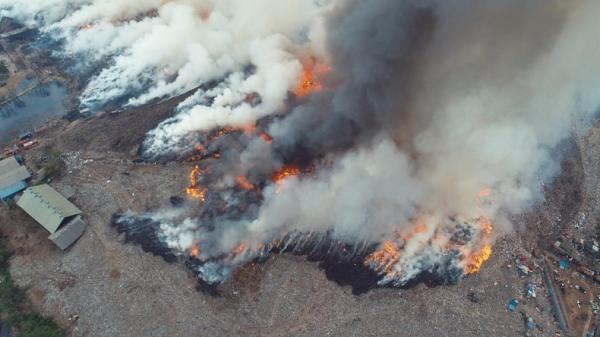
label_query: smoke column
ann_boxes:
[3,0,600,285]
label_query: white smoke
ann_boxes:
[4,0,600,285]
[161,0,600,283]
[0,0,327,149]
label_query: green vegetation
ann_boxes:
[0,238,64,336]
[41,150,65,181]
[19,315,64,337]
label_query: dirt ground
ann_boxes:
[0,91,598,337]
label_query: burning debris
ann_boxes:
[293,61,329,98]
[186,166,207,202]
[5,0,600,290]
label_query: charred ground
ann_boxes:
[0,91,598,337]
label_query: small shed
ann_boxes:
[0,156,30,199]
[17,184,87,250]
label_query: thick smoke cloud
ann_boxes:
[159,0,600,283]
[4,0,600,285]
[0,0,326,140]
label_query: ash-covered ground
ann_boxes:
[0,94,597,337]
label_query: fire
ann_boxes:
[271,166,301,185]
[195,143,207,153]
[188,245,201,258]
[365,240,401,274]
[465,245,493,274]
[259,131,273,144]
[186,186,207,202]
[478,217,493,235]
[241,124,257,134]
[293,61,329,97]
[478,187,492,198]
[209,127,235,141]
[236,175,254,191]
[464,217,494,274]
[231,243,247,258]
[186,166,208,202]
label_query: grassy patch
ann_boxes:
[19,315,63,337]
[0,239,64,336]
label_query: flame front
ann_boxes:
[259,131,273,144]
[186,165,208,202]
[272,166,301,185]
[236,175,254,191]
[180,121,496,283]
[463,217,494,274]
[365,240,401,274]
[465,245,493,274]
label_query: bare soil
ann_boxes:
[0,94,598,337]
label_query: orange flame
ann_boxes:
[259,131,273,144]
[464,217,494,274]
[365,240,401,274]
[478,187,492,198]
[231,243,247,258]
[236,175,255,191]
[209,127,235,141]
[241,124,257,135]
[272,166,301,185]
[188,245,201,259]
[186,166,208,202]
[465,245,493,274]
[293,61,329,97]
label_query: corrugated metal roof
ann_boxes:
[0,156,30,192]
[17,184,82,234]
[48,216,87,250]
[0,181,27,199]
[0,157,19,174]
[0,166,30,190]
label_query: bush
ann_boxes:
[0,238,64,336]
[42,150,65,180]
[0,276,23,324]
[0,239,9,272]
[19,314,64,337]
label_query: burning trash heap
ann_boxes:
[4,0,600,287]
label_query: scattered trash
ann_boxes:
[526,316,535,330]
[527,284,537,298]
[518,264,532,275]
[559,259,570,270]
[507,299,519,312]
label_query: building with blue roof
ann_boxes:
[0,156,30,199]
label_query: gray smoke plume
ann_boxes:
[4,0,600,285]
